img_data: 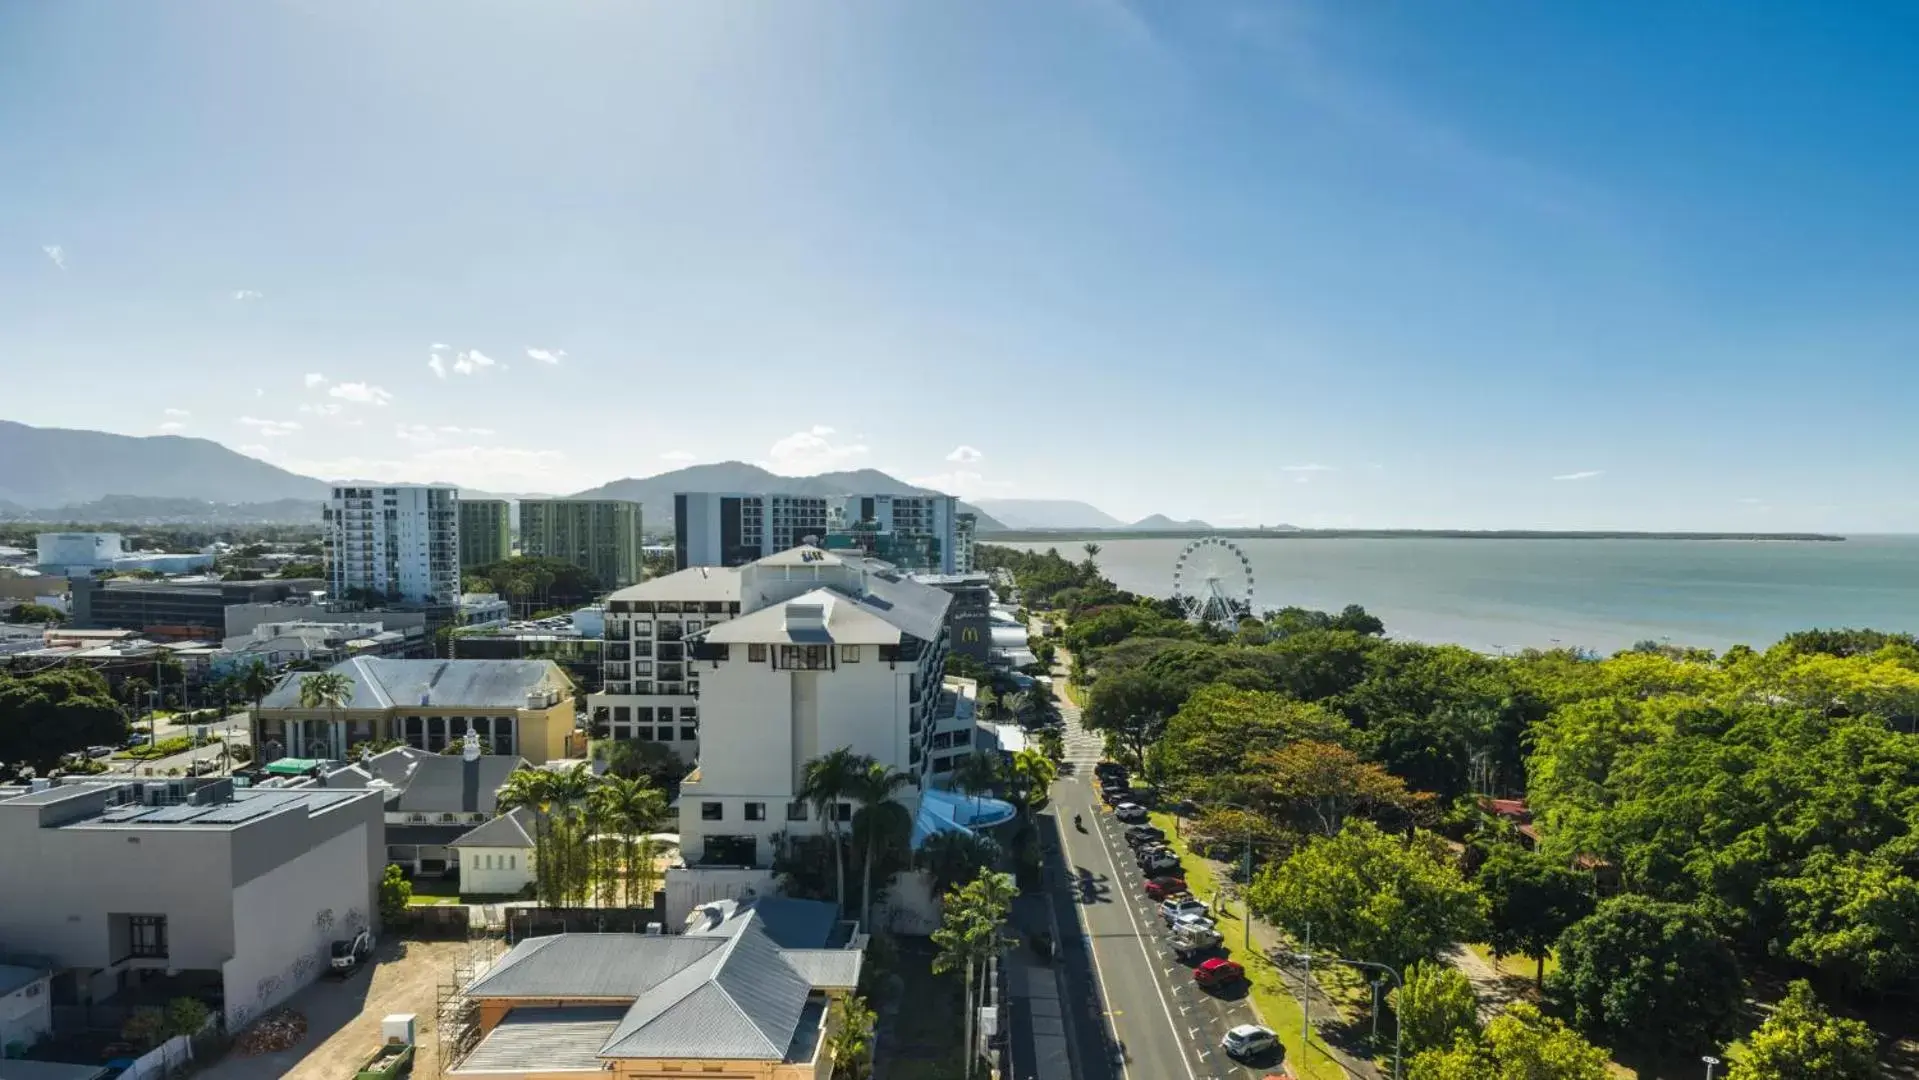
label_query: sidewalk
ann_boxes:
[1003,893,1078,1080]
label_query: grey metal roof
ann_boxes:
[258,657,566,711]
[61,787,369,830]
[856,570,952,643]
[779,949,863,990]
[364,751,526,815]
[684,897,839,949]
[452,807,535,848]
[465,934,724,999]
[598,918,810,1061]
[384,824,468,847]
[456,1006,626,1074]
[606,566,742,604]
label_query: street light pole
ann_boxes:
[1702,1055,1720,1080]
[1285,949,1404,1080]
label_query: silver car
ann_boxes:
[1221,1024,1278,1061]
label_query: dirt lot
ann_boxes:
[197,938,492,1080]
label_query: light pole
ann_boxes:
[1702,1055,1720,1080]
[1213,800,1260,954]
[1283,950,1404,1080]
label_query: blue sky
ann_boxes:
[5,2,1919,530]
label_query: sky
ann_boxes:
[5,2,1919,530]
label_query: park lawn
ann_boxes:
[1149,811,1350,1080]
[1467,941,1558,983]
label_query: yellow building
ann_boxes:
[450,898,858,1080]
[255,657,576,764]
[519,498,643,589]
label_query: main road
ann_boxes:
[1041,660,1287,1080]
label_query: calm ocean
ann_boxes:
[1003,536,1919,654]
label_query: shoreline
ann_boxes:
[980,528,1845,543]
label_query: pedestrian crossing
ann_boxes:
[1050,668,1106,777]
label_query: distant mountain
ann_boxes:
[971,498,1123,531]
[568,462,1008,532]
[1120,514,1213,531]
[19,495,324,525]
[0,421,331,507]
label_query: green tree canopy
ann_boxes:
[1408,1003,1610,1080]
[1155,685,1351,796]
[1476,843,1595,987]
[1546,895,1744,1060]
[0,667,128,770]
[1392,959,1480,1056]
[1728,980,1880,1080]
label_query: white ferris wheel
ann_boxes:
[1172,536,1256,632]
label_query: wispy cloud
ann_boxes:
[298,402,343,417]
[1552,470,1604,482]
[41,245,66,270]
[767,425,867,475]
[1281,463,1335,472]
[158,422,186,434]
[232,289,263,301]
[237,443,271,457]
[163,408,190,418]
[526,347,566,365]
[237,417,301,437]
[945,445,984,464]
[451,349,496,376]
[427,353,447,379]
[304,373,327,388]
[397,423,496,443]
[328,382,394,406]
[660,450,697,463]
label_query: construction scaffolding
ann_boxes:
[434,926,504,1075]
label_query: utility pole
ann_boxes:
[1702,1055,1720,1080]
[1300,923,1311,1056]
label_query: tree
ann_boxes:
[1238,740,1431,837]
[1408,1003,1609,1080]
[1247,821,1486,970]
[1008,747,1057,822]
[950,750,1002,817]
[0,667,128,770]
[848,761,914,929]
[1728,980,1880,1080]
[1771,846,1919,994]
[1547,895,1744,1060]
[296,671,354,758]
[592,774,667,908]
[1155,685,1351,797]
[379,863,412,923]
[801,748,866,916]
[4,602,66,625]
[916,830,1001,896]
[1476,844,1594,987]
[1080,667,1176,776]
[498,767,561,904]
[1392,960,1480,1056]
[235,658,278,759]
[827,994,878,1080]
[933,870,1016,1080]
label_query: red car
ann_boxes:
[1193,957,1245,989]
[1143,877,1188,901]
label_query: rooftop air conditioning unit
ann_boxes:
[645,922,663,936]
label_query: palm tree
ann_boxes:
[1082,542,1101,561]
[1009,747,1058,823]
[933,870,1017,1080]
[1002,690,1032,724]
[847,761,913,930]
[235,659,279,762]
[297,671,354,759]
[547,763,597,905]
[915,830,1000,897]
[800,749,867,916]
[592,774,667,908]
[951,751,1003,818]
[498,768,560,904]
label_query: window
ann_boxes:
[614,706,631,725]
[748,644,767,662]
[686,620,701,632]
[635,727,654,741]
[836,802,853,823]
[841,645,860,663]
[679,707,698,723]
[635,707,654,723]
[408,812,427,823]
[702,802,723,821]
[470,813,487,823]
[440,812,458,823]
[787,801,807,822]
[129,915,168,958]
[745,802,766,821]
[681,725,698,740]
[507,854,516,869]
[658,727,675,741]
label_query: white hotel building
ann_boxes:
[591,566,745,760]
[674,492,963,573]
[323,484,460,605]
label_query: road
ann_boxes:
[1045,668,1290,1080]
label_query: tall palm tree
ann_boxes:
[235,659,278,763]
[847,761,914,929]
[1009,747,1058,823]
[800,749,866,916]
[591,774,666,908]
[915,830,1000,897]
[296,671,354,759]
[498,768,560,904]
[547,763,597,905]
[951,751,1003,818]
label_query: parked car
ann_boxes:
[1160,896,1210,924]
[1171,911,1219,934]
[1195,957,1248,990]
[86,745,115,759]
[330,929,374,971]
[1220,1023,1277,1059]
[1114,802,1148,823]
[1140,850,1181,875]
[1104,787,1136,807]
[1171,924,1224,959]
[1125,824,1166,847]
[1094,762,1127,782]
[1143,877,1189,901]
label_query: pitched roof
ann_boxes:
[606,566,742,604]
[703,577,950,648]
[779,949,863,990]
[597,918,811,1061]
[362,749,527,814]
[465,934,724,999]
[258,657,566,711]
[457,1006,626,1074]
[452,807,535,848]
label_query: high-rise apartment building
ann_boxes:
[458,499,512,570]
[323,485,460,605]
[954,512,978,573]
[675,491,960,572]
[518,499,643,590]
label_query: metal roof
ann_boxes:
[779,950,863,990]
[455,1006,625,1074]
[451,807,535,848]
[465,935,724,1000]
[258,657,566,712]
[606,566,742,604]
[361,750,526,815]
[598,918,809,1061]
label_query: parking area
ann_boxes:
[197,938,486,1080]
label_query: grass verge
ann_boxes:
[1466,941,1557,983]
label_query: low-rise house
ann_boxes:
[0,961,52,1056]
[0,777,384,1030]
[255,658,578,763]
[320,744,529,879]
[450,897,859,1080]
[448,809,536,896]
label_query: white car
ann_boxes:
[1113,802,1148,823]
[1159,897,1209,925]
[1171,912,1218,934]
[1221,1024,1278,1061]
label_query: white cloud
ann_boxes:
[158,422,186,434]
[304,372,327,388]
[237,417,301,437]
[1552,470,1604,482]
[945,445,984,464]
[277,445,571,489]
[526,347,566,365]
[1280,463,1335,472]
[767,426,868,475]
[397,423,496,443]
[659,450,697,463]
[427,354,447,379]
[328,381,394,406]
[237,443,271,457]
[163,408,190,418]
[41,245,65,270]
[298,402,343,417]
[430,342,449,350]
[232,289,263,301]
[451,349,496,376]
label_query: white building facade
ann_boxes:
[324,485,460,605]
[592,567,743,762]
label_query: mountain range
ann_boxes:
[0,420,1213,533]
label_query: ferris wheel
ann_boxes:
[1172,536,1256,632]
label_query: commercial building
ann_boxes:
[459,593,512,628]
[224,596,428,641]
[592,567,743,758]
[215,618,413,674]
[323,484,460,605]
[0,776,385,1031]
[458,499,512,570]
[453,615,604,694]
[518,499,643,590]
[34,533,215,576]
[955,512,978,573]
[838,493,960,572]
[912,573,997,662]
[254,657,578,764]
[675,491,961,572]
[69,577,327,640]
[314,744,529,880]
[446,897,858,1080]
